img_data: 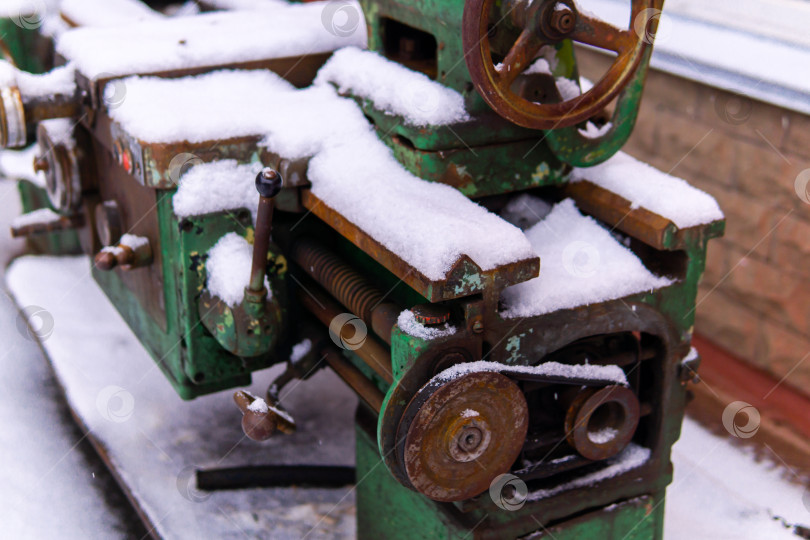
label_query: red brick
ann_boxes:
[701,238,730,287]
[694,284,760,363]
[783,110,810,157]
[770,213,810,279]
[691,182,779,254]
[731,136,808,212]
[653,112,735,187]
[723,246,810,335]
[697,86,790,149]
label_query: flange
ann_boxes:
[564,384,640,461]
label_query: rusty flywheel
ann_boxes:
[400,372,529,502]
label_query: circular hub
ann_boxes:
[0,85,26,148]
[564,385,640,461]
[402,372,528,502]
[36,123,82,214]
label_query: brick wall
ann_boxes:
[577,49,810,398]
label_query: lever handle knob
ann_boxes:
[255,167,283,199]
[234,390,295,441]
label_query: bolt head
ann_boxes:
[549,3,576,35]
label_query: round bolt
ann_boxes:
[447,418,491,462]
[458,426,483,452]
[472,320,484,333]
[549,2,576,35]
[95,200,123,247]
[33,156,49,173]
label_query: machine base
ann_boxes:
[355,408,665,540]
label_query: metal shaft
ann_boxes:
[297,285,393,384]
[321,347,385,413]
[292,237,399,344]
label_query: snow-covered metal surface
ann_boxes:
[206,232,272,307]
[500,199,673,318]
[570,151,724,229]
[55,2,367,79]
[151,69,535,282]
[0,61,76,99]
[60,0,163,27]
[433,359,629,386]
[3,254,808,538]
[315,47,470,126]
[0,145,44,186]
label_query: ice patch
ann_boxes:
[499,193,553,230]
[555,77,581,101]
[589,426,619,444]
[0,61,76,99]
[579,121,612,139]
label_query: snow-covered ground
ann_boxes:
[2,249,807,539]
[0,180,146,538]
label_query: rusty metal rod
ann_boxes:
[249,198,274,292]
[23,95,81,124]
[321,346,385,413]
[10,212,84,238]
[291,237,399,345]
[249,168,282,292]
[297,285,393,384]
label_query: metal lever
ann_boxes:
[245,167,283,308]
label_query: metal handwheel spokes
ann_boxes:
[463,0,662,130]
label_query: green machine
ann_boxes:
[2,0,723,538]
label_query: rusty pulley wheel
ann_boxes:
[462,0,660,129]
[564,385,640,461]
[400,372,529,502]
